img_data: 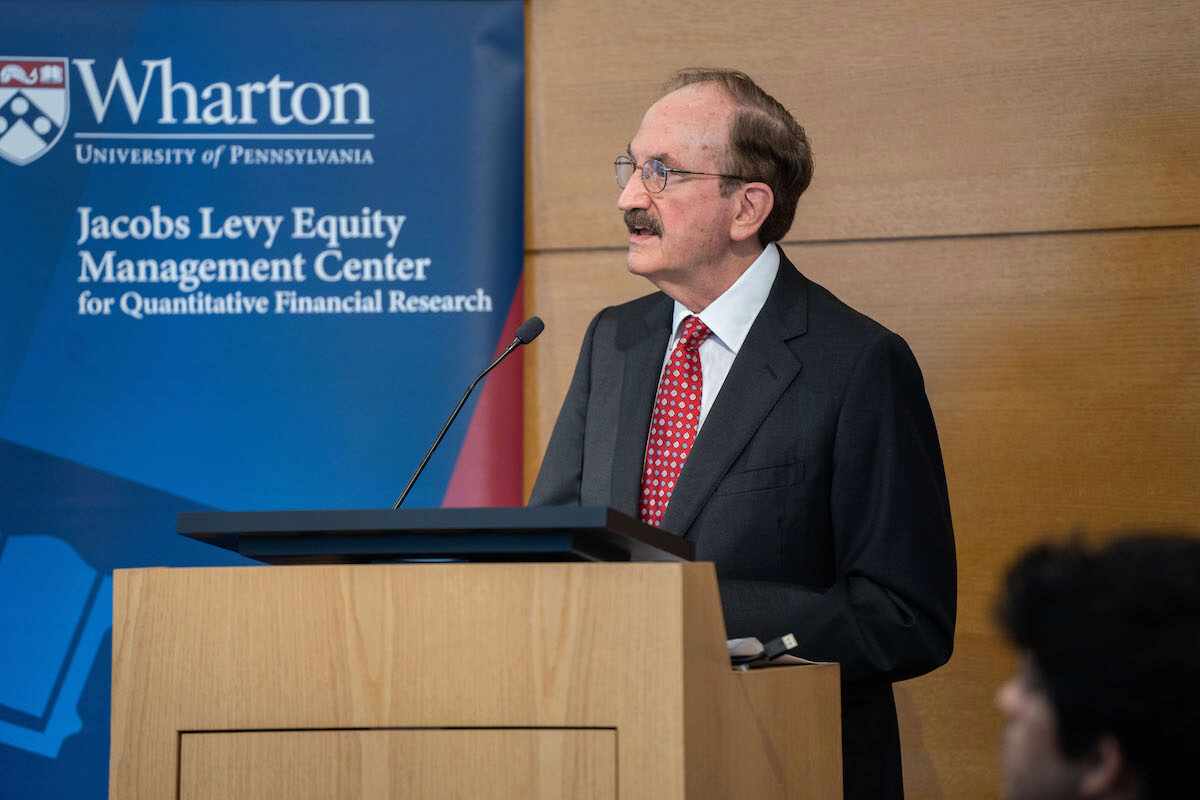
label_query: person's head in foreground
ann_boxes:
[995,533,1200,800]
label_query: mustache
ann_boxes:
[624,209,662,236]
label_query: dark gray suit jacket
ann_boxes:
[529,249,956,800]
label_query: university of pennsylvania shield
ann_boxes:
[0,57,69,165]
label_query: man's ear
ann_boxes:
[1078,735,1134,797]
[729,182,774,243]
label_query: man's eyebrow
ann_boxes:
[626,144,677,167]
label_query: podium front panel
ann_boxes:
[179,728,616,800]
[112,562,841,799]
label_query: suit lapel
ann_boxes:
[608,296,673,515]
[660,257,810,536]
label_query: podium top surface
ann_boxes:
[178,505,694,564]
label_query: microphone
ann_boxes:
[513,315,544,345]
[392,316,544,509]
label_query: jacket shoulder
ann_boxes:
[775,248,900,349]
[804,277,897,343]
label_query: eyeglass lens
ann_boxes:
[614,157,667,192]
[615,157,636,188]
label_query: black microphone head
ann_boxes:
[514,316,545,345]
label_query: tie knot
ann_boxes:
[679,316,712,351]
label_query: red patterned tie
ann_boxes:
[639,316,712,526]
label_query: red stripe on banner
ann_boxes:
[441,277,525,508]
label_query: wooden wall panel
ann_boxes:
[524,2,1199,797]
[803,228,1199,798]
[528,0,1200,249]
[523,230,1200,798]
[527,231,1200,550]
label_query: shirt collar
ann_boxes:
[671,242,779,354]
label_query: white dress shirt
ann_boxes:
[661,242,779,431]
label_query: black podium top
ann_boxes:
[178,505,694,564]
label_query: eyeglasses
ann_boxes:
[614,155,752,193]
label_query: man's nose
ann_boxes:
[617,172,650,211]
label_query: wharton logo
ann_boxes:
[0,55,375,166]
[0,57,69,165]
[72,57,374,126]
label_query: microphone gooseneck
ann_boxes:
[392,316,544,509]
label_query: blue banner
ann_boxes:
[0,1,524,795]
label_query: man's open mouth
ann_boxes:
[624,209,661,238]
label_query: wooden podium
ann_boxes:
[111,511,842,799]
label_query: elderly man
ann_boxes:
[530,68,956,799]
[995,534,1200,800]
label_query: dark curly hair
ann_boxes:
[996,533,1200,799]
